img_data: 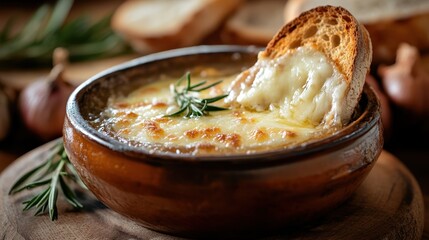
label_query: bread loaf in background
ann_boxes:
[111,0,242,53]
[221,0,288,46]
[285,0,429,64]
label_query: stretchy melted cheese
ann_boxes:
[226,47,347,126]
[95,47,346,155]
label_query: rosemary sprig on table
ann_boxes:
[9,140,86,221]
[0,0,129,68]
[165,72,229,118]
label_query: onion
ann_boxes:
[18,48,75,140]
[378,43,429,118]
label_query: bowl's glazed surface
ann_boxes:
[63,45,383,238]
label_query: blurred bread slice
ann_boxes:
[284,0,429,64]
[221,0,288,46]
[112,0,242,53]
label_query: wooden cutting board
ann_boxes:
[0,140,424,239]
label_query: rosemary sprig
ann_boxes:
[9,140,86,221]
[0,0,129,68]
[165,72,229,118]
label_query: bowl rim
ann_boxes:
[65,45,381,166]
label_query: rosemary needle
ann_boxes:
[165,72,229,118]
[9,140,86,221]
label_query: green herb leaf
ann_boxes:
[0,0,129,68]
[165,72,229,118]
[0,4,49,58]
[12,179,51,193]
[59,176,83,208]
[39,0,74,38]
[9,160,50,194]
[9,140,85,221]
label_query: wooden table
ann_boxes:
[391,145,429,240]
[0,141,424,239]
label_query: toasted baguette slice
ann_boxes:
[112,0,242,53]
[228,6,372,126]
[221,0,287,46]
[284,0,429,64]
[267,6,372,125]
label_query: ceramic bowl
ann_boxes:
[63,45,383,238]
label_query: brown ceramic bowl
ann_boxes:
[63,45,383,238]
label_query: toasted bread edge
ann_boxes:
[263,6,373,124]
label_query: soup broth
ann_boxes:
[91,69,338,155]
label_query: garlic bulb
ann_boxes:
[379,43,429,118]
[18,48,75,140]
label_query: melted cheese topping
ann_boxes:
[94,47,345,155]
[227,47,347,126]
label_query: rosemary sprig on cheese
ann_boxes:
[165,72,229,118]
[9,141,86,221]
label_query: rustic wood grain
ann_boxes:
[0,141,424,239]
[421,198,428,240]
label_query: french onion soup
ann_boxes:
[89,46,358,155]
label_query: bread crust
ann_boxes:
[112,0,242,53]
[284,0,429,64]
[263,6,372,123]
[221,0,287,46]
